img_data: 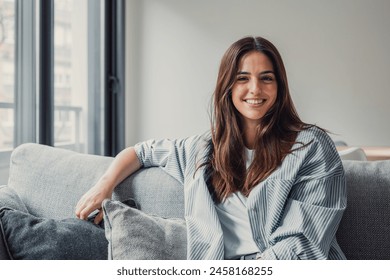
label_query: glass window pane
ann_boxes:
[54,0,104,154]
[0,0,15,185]
[0,0,15,152]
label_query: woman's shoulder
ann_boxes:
[292,125,340,164]
[296,125,334,148]
[277,126,343,181]
[173,130,212,155]
[185,130,212,145]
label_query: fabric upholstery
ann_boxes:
[114,167,184,219]
[0,186,29,259]
[336,160,390,259]
[0,185,28,213]
[102,199,187,260]
[8,143,184,220]
[0,208,107,260]
[8,143,113,219]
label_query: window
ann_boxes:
[0,0,124,185]
[53,0,105,154]
[0,0,15,151]
[0,0,15,183]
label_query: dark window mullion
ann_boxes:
[104,0,125,156]
[38,0,54,146]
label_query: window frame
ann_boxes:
[104,0,125,156]
[0,0,125,184]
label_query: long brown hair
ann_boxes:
[204,36,313,203]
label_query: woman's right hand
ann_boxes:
[75,147,142,224]
[75,177,114,224]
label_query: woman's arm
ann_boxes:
[260,175,346,259]
[75,132,206,224]
[259,128,347,259]
[75,147,141,224]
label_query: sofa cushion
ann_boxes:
[337,160,390,259]
[0,185,28,213]
[0,208,108,260]
[102,199,187,260]
[0,186,29,260]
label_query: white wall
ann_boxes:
[125,0,390,146]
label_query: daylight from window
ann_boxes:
[0,0,15,152]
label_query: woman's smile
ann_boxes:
[243,98,266,105]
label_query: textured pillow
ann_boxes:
[0,186,28,213]
[102,199,187,260]
[0,186,29,259]
[0,208,108,260]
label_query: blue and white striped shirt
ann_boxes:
[134,127,347,260]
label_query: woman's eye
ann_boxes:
[236,76,248,82]
[261,76,274,83]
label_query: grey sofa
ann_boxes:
[1,143,389,260]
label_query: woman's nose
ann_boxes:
[249,79,261,94]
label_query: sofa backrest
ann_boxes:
[336,160,390,260]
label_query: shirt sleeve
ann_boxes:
[259,128,347,260]
[133,134,205,185]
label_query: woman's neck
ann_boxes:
[243,125,257,149]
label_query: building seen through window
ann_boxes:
[0,0,15,151]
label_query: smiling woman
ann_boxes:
[76,36,347,260]
[208,36,314,203]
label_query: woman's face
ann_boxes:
[231,51,278,130]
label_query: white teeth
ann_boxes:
[245,99,265,105]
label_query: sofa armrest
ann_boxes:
[8,143,113,219]
[8,143,184,220]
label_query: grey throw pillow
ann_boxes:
[102,199,187,260]
[0,186,29,259]
[0,186,28,213]
[0,208,108,260]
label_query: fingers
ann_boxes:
[75,195,109,221]
[74,184,112,221]
[94,210,104,225]
[75,197,97,220]
[75,198,85,218]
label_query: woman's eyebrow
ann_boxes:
[236,70,275,75]
[260,70,275,75]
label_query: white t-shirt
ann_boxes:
[215,148,259,259]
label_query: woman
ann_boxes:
[76,36,347,260]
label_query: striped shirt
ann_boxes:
[215,148,261,259]
[134,126,347,260]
